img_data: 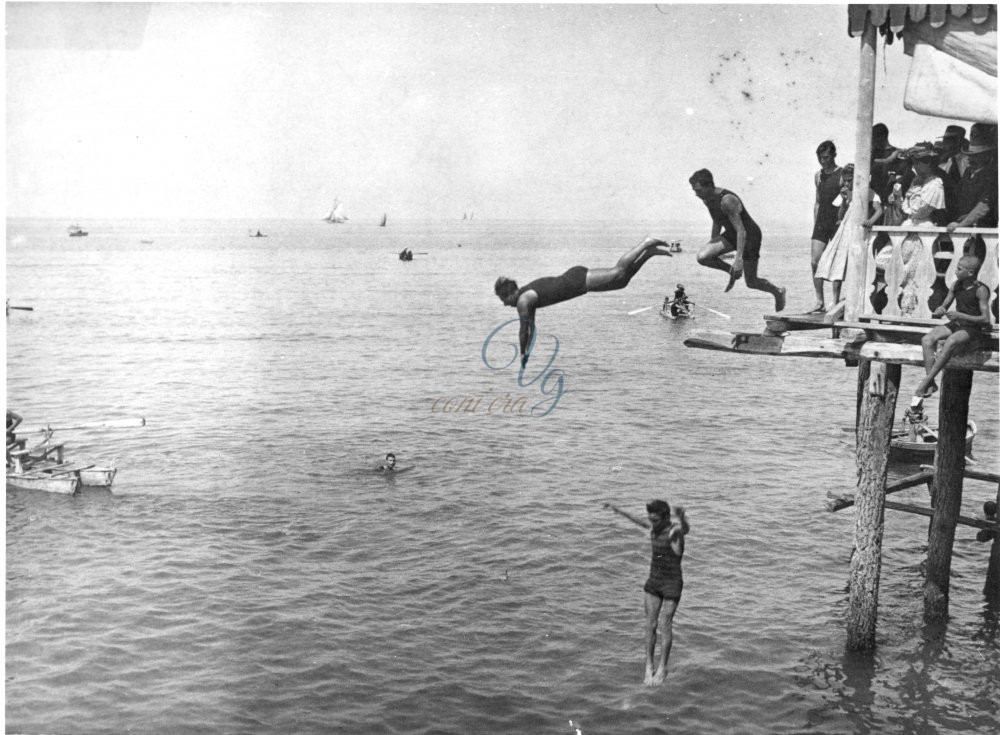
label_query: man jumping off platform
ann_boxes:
[689,168,786,312]
[494,236,672,365]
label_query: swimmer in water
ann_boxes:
[377,453,397,472]
[495,236,672,365]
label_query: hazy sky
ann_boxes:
[4,2,971,226]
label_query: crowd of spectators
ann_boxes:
[811,121,997,315]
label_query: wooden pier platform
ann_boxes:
[683,312,999,372]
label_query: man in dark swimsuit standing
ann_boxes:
[689,169,786,312]
[605,499,689,685]
[494,236,672,365]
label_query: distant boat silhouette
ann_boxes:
[68,224,88,237]
[380,213,387,227]
[249,229,267,238]
[324,198,348,223]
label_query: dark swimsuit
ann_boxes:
[703,189,763,260]
[643,528,683,601]
[946,279,990,345]
[812,167,843,244]
[519,265,588,307]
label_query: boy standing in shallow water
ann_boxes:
[912,255,991,402]
[605,499,689,685]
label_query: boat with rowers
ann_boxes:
[890,405,977,463]
[660,298,694,320]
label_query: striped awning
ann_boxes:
[848,4,995,39]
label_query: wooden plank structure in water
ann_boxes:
[683,5,1000,651]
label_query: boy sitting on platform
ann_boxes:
[912,255,991,403]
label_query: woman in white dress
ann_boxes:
[875,144,946,314]
[815,164,883,305]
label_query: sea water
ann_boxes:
[6,218,999,734]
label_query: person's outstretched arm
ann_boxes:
[516,295,537,365]
[604,502,650,530]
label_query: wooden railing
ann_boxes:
[846,225,999,321]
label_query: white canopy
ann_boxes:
[849,4,997,124]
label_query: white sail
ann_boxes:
[324,198,348,223]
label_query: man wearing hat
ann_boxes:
[947,123,998,231]
[938,124,969,183]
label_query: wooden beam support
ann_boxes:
[842,11,876,323]
[883,501,1000,531]
[924,369,974,621]
[827,469,934,512]
[919,465,1000,485]
[986,485,1000,600]
[847,358,900,651]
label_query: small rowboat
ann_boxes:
[80,466,118,487]
[6,469,81,494]
[5,464,116,493]
[890,419,976,463]
[660,303,693,320]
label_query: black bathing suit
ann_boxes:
[812,167,843,244]
[946,279,990,345]
[703,189,763,260]
[643,527,683,601]
[519,265,589,308]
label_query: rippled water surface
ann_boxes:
[6,218,999,733]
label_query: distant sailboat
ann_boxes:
[379,213,387,227]
[67,224,88,237]
[324,198,348,223]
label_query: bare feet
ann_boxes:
[643,666,655,686]
[806,302,824,314]
[651,668,666,685]
[775,287,787,313]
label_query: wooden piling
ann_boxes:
[924,368,974,620]
[986,481,1000,600]
[847,359,900,650]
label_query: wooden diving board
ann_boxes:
[683,328,999,372]
[683,329,864,358]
